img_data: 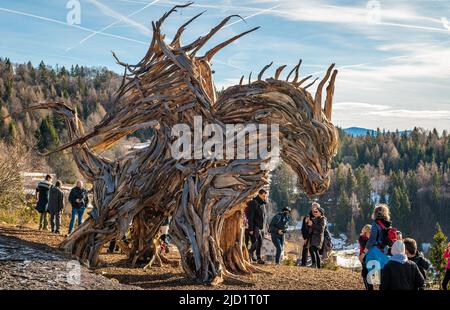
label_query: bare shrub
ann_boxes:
[0,142,37,224]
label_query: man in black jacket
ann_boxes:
[380,240,425,290]
[47,180,64,234]
[404,238,431,280]
[246,189,268,264]
[35,174,53,230]
[68,180,89,234]
[269,207,292,264]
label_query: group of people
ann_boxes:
[244,191,450,290]
[244,190,331,268]
[35,174,89,235]
[358,203,450,290]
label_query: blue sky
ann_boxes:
[1,0,450,131]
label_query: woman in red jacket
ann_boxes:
[358,224,373,290]
[443,242,450,290]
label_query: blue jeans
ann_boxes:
[68,208,85,234]
[271,232,285,264]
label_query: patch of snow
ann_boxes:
[329,233,362,269]
[287,221,302,231]
[335,248,361,269]
[331,234,350,250]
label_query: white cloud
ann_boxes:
[334,102,390,111]
[248,0,445,32]
[367,109,450,120]
[334,101,450,120]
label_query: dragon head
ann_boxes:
[216,62,339,196]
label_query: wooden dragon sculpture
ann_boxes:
[14,3,339,284]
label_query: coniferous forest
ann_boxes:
[0,58,131,183]
[270,127,450,244]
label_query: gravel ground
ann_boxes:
[0,224,364,290]
[0,225,140,290]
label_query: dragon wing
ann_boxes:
[50,3,258,153]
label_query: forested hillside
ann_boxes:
[0,58,127,182]
[270,127,450,244]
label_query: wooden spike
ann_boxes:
[188,15,247,55]
[303,77,318,89]
[171,11,206,47]
[292,59,302,83]
[157,2,194,28]
[285,65,296,82]
[294,75,312,87]
[248,72,252,84]
[314,63,335,119]
[324,69,338,120]
[111,51,127,67]
[204,27,260,61]
[257,62,273,80]
[274,65,287,80]
[239,75,244,85]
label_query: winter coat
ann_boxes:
[68,186,89,209]
[47,186,64,214]
[359,235,369,255]
[380,256,425,290]
[409,251,431,279]
[269,212,291,234]
[301,211,314,240]
[35,180,52,213]
[320,228,333,255]
[366,218,392,251]
[246,195,266,231]
[444,249,450,269]
[309,215,327,249]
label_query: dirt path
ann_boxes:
[0,225,140,290]
[0,224,364,290]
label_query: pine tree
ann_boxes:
[355,167,373,222]
[345,167,356,195]
[5,121,18,144]
[0,104,5,138]
[429,224,448,286]
[335,164,346,194]
[336,191,351,233]
[36,116,59,152]
[269,162,298,212]
[3,79,13,100]
[431,172,441,214]
[389,186,411,234]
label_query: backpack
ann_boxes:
[376,220,398,248]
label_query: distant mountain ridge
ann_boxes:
[343,127,411,137]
